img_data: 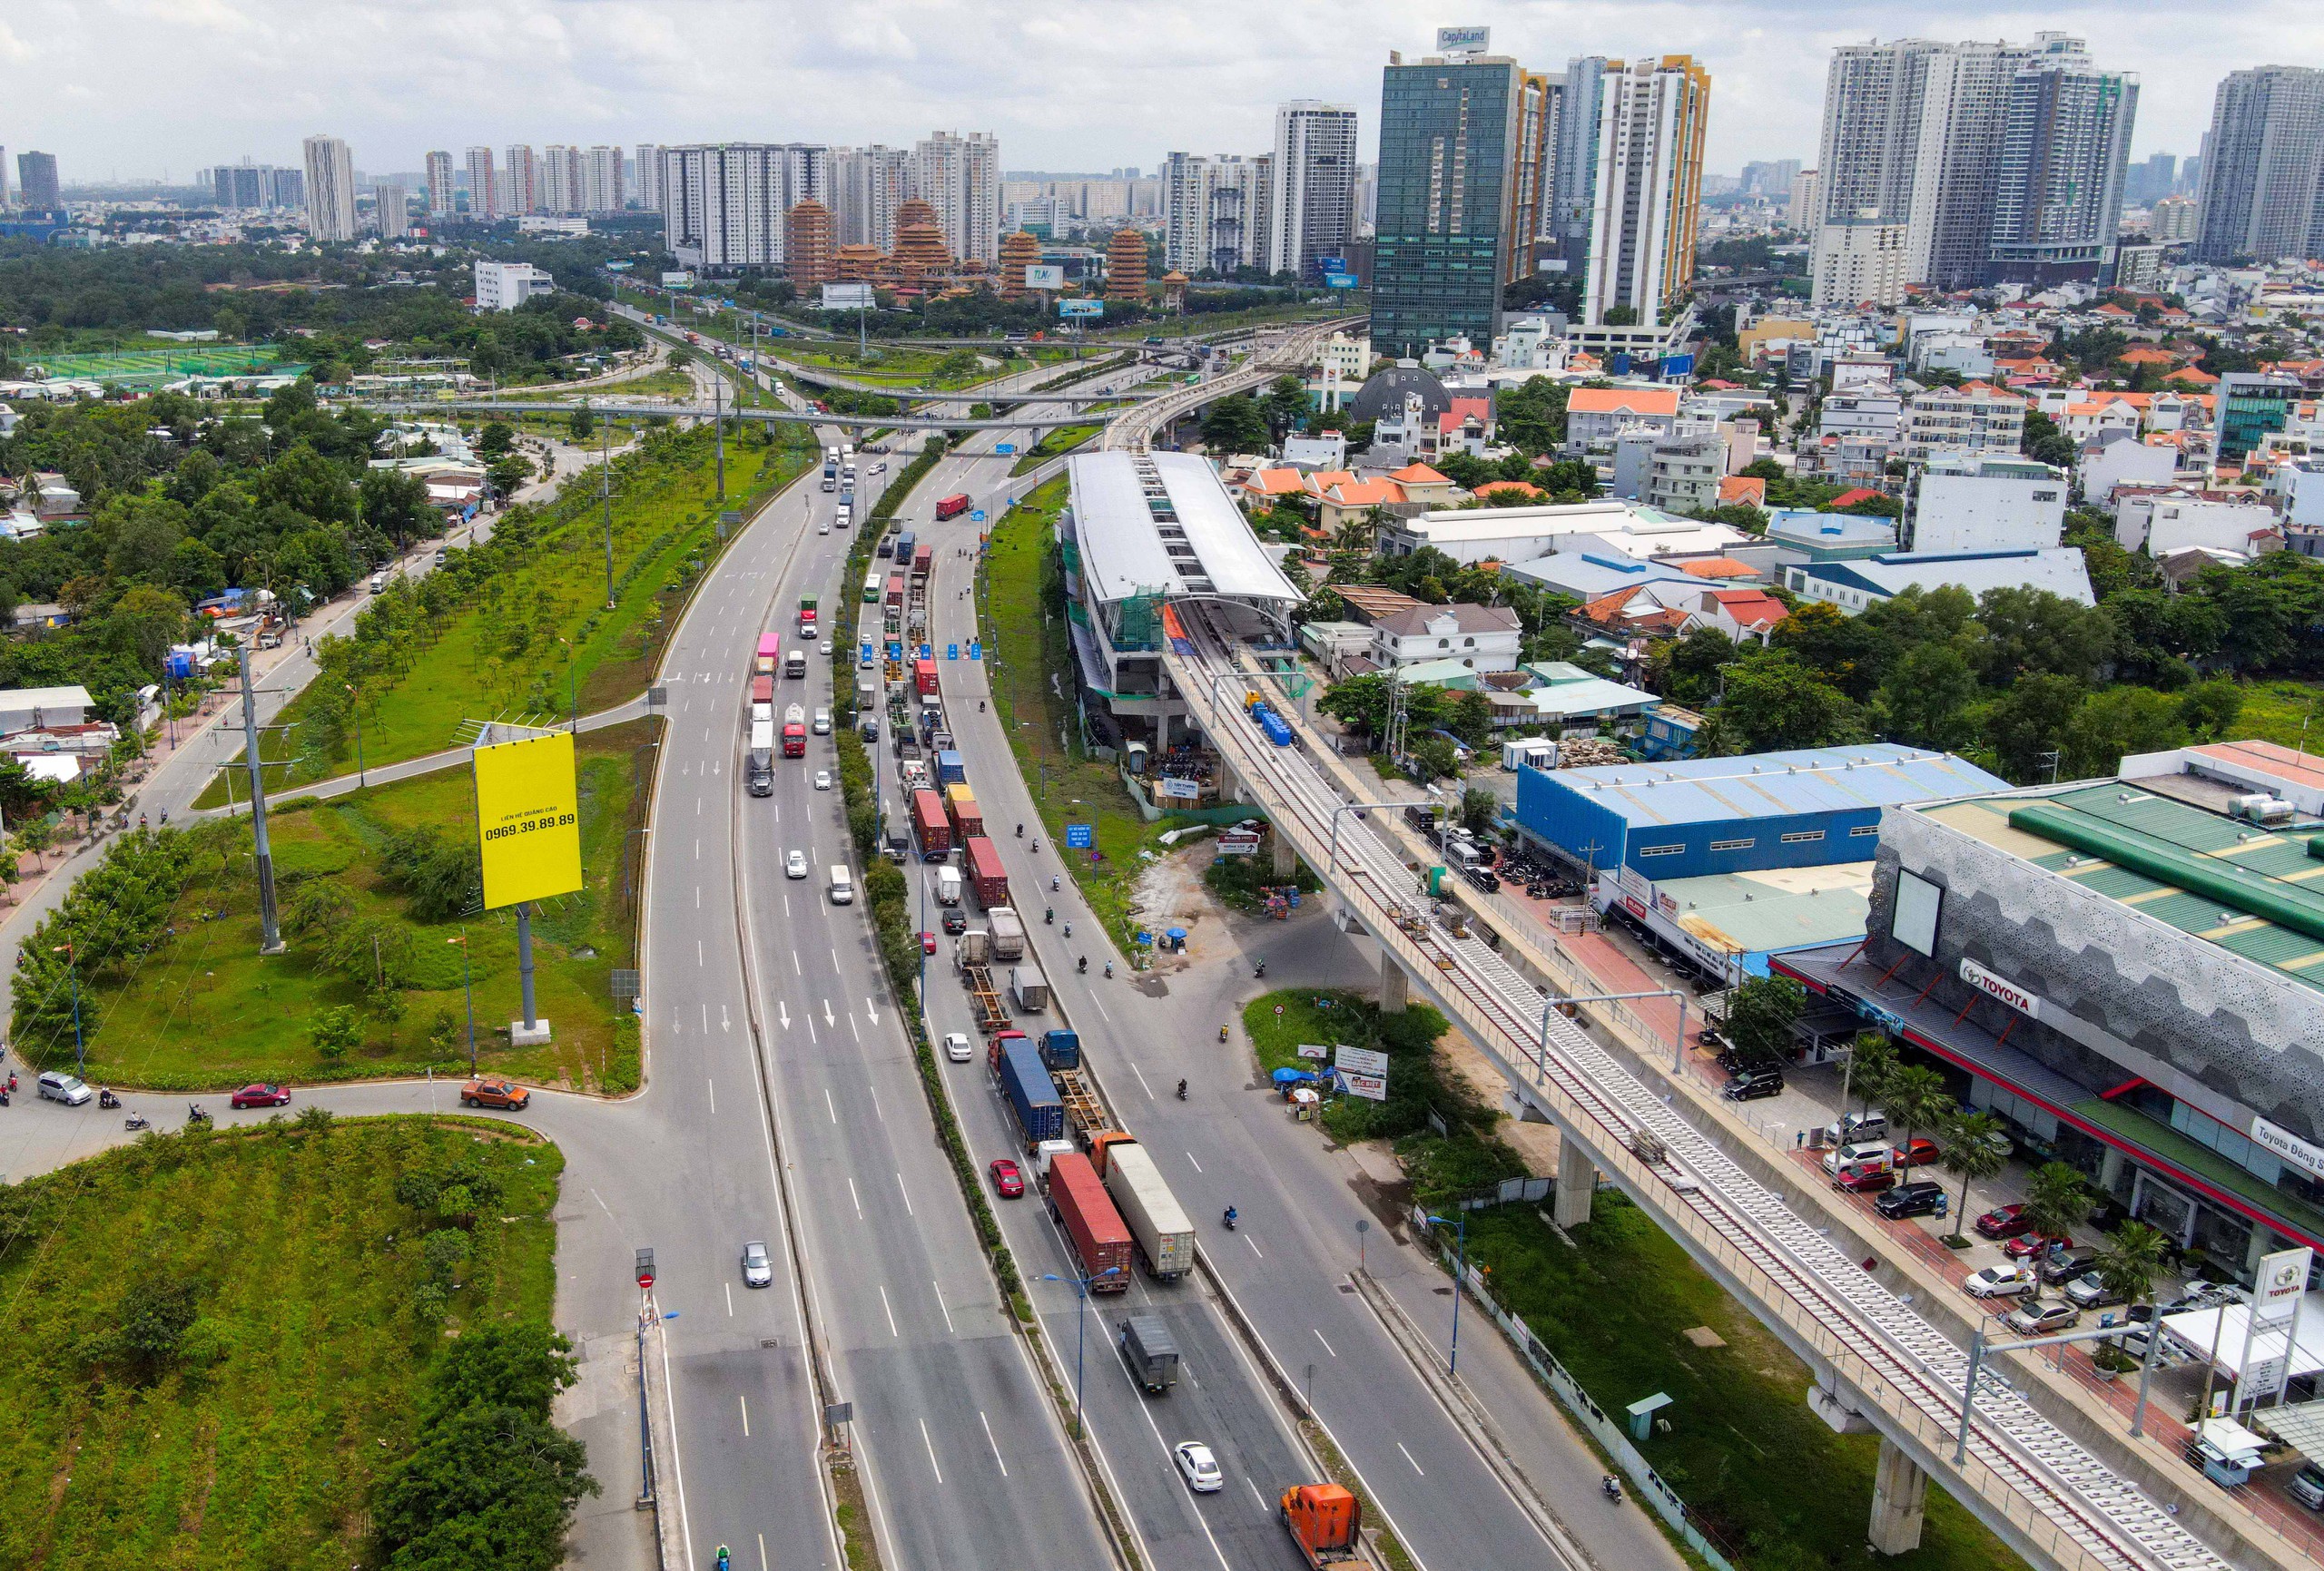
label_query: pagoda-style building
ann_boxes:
[1106,229,1150,303]
[998,230,1042,299]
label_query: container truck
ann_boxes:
[1104,1143,1196,1281]
[1118,1315,1180,1395]
[1281,1486,1362,1566]
[913,657,939,697]
[782,704,807,758]
[1088,1129,1136,1177]
[1030,1138,1078,1179]
[750,674,775,722]
[934,865,962,906]
[754,633,780,678]
[954,928,992,967]
[1046,1152,1133,1292]
[893,531,916,564]
[798,594,818,634]
[885,574,905,608]
[747,721,775,796]
[935,493,971,520]
[911,545,934,579]
[911,790,953,860]
[1039,1028,1080,1071]
[945,785,983,840]
[987,907,1027,963]
[964,838,1009,908]
[998,1037,1066,1149]
[1010,965,1049,1012]
[935,750,966,785]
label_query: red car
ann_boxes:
[989,1158,1025,1199]
[1895,1137,1942,1168]
[231,1083,292,1110]
[2004,1232,2073,1262]
[1834,1166,1897,1195]
[1974,1203,2032,1240]
[921,931,938,955]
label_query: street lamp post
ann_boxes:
[556,636,578,732]
[448,931,478,1071]
[1423,1212,1468,1378]
[1040,1265,1120,1437]
[53,942,83,1074]
[1539,986,1691,1075]
[344,682,367,789]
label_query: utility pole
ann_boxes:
[239,646,284,954]
[713,375,725,502]
[600,414,615,610]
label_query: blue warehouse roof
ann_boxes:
[1540,745,2010,829]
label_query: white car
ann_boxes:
[821,639,835,656]
[818,521,830,535]
[741,1241,773,1288]
[943,1032,973,1063]
[1174,1441,1223,1494]
[1964,1264,2040,1301]
[814,770,832,790]
[36,1070,92,1105]
[785,849,808,879]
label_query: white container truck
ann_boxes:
[934,866,962,906]
[1103,1142,1196,1281]
[1010,965,1049,1012]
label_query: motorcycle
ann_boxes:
[1218,1025,1229,1043]
[186,1103,212,1126]
[1050,875,1059,892]
[98,1088,120,1110]
[1176,1079,1187,1101]
[1077,957,1088,975]
[1254,960,1266,979]
[1222,1207,1238,1231]
[1103,961,1113,978]
[1045,907,1055,925]
[1601,1477,1623,1505]
[123,1112,150,1132]
[1016,823,1024,838]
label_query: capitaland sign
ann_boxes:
[1959,957,2040,1018]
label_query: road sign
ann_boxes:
[635,1248,656,1288]
[1066,822,1093,849]
[919,643,932,659]
[970,642,982,660]
[970,509,987,523]
[947,643,959,660]
[995,443,1016,456]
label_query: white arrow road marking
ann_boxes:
[777,1001,791,1030]
[822,999,836,1026]
[721,1005,732,1033]
[866,997,879,1025]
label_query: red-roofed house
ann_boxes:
[2117,345,2181,369]
[1827,487,1885,510]
[1434,397,1495,458]
[1310,476,1407,534]
[1678,557,1764,582]
[1566,385,1683,446]
[1474,479,1546,504]
[1709,589,1787,641]
[1237,466,1310,513]
[1717,475,1767,508]
[1387,462,1462,508]
[2166,367,2219,388]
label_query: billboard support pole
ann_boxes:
[240,646,284,955]
[517,902,538,1028]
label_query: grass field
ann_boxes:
[2233,678,2324,751]
[1009,424,1099,475]
[0,1115,562,1570]
[978,476,1174,952]
[198,423,808,801]
[32,343,297,386]
[74,720,654,1092]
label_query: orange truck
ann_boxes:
[1281,1483,1362,1566]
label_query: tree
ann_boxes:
[2177,677,2245,741]
[1725,975,1804,1069]
[477,421,516,459]
[2022,1161,2092,1248]
[1460,787,1500,836]
[2058,686,2188,780]
[1883,1064,1955,1172]
[2093,1219,2171,1311]
[1878,643,1979,750]
[310,1005,360,1064]
[1974,586,2115,684]
[1655,627,1737,707]
[1260,375,1312,438]
[487,454,533,496]
[1198,394,1270,455]
[1938,1110,2009,1242]
[567,406,596,442]
[1770,601,1882,701]
[1980,673,2083,784]
[1842,1031,1897,1123]
[1600,304,1639,327]
[1698,653,1866,755]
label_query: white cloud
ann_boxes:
[10,0,2319,181]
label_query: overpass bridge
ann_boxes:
[358,396,1103,433]
[1158,604,2227,1571]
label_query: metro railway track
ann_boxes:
[1169,613,2225,1571]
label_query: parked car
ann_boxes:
[1834,1165,1897,1195]
[1974,1203,2033,1240]
[1722,1068,1784,1102]
[2040,1247,2101,1285]
[2289,1462,2324,1511]
[460,1077,531,1110]
[2004,1299,2083,1336]
[231,1083,292,1110]
[989,1158,1024,1199]
[1874,1182,1950,1221]
[2004,1232,2073,1262]
[2178,1279,2240,1310]
[2063,1272,2126,1310]
[35,1071,92,1105]
[741,1241,773,1288]
[1964,1264,2041,1300]
[1893,1136,1942,1168]
[1823,1142,1893,1176]
[1822,1112,1889,1145]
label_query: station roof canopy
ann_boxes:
[1067,451,1300,610]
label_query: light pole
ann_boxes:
[1040,1265,1120,1437]
[343,682,366,789]
[1423,1211,1468,1378]
[1540,986,1690,1075]
[556,635,578,732]
[448,931,477,1071]
[53,942,83,1074]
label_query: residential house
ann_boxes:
[1902,383,2027,461]
[1365,603,1523,674]
[1497,662,1659,736]
[2078,432,2181,514]
[2113,489,2282,560]
[1280,433,1348,470]
[1902,453,2065,555]
[1381,498,1754,567]
[1638,704,1703,761]
[1566,386,1682,448]
[1310,474,1406,535]
[1785,548,2095,613]
[1239,466,1311,513]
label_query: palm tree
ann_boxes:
[1842,1032,1898,1125]
[2022,1162,2093,1254]
[1332,516,1375,555]
[2093,1220,2170,1311]
[1885,1064,1955,1171]
[1937,1110,2007,1242]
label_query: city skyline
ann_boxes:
[4,2,2295,184]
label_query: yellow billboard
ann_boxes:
[474,731,583,910]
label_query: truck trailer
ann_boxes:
[1118,1315,1180,1394]
[747,721,774,796]
[987,907,1027,963]
[782,704,807,758]
[998,1036,1066,1148]
[964,838,1009,908]
[1046,1152,1132,1292]
[911,789,953,860]
[1102,1142,1196,1281]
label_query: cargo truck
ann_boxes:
[998,1037,1066,1149]
[914,657,939,697]
[945,785,983,840]
[935,493,971,520]
[782,704,807,758]
[750,673,775,725]
[1046,1152,1133,1292]
[912,545,934,579]
[935,750,966,785]
[1104,1143,1196,1280]
[1010,965,1049,1012]
[1039,1028,1080,1071]
[1282,1485,1362,1566]
[754,633,780,678]
[911,789,953,860]
[933,866,962,905]
[965,838,1009,908]
[987,906,1027,963]
[1118,1315,1180,1394]
[747,721,774,796]
[798,594,818,634]
[893,531,916,564]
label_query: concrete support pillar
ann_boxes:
[1866,1437,1928,1556]
[1553,1134,1596,1228]
[1272,830,1296,879]
[1378,951,1408,1014]
[2099,1145,2126,1199]
[2246,1222,2278,1278]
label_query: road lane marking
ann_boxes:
[694,839,700,859]
[698,939,704,967]
[706,1078,715,1114]
[694,885,701,908]
[778,1000,791,1029]
[1186,1152,1203,1173]
[896,1173,914,1215]
[757,1534,768,1571]
[1313,1328,1337,1357]
[867,1084,883,1122]
[739,1393,750,1436]
[979,1409,1008,1477]
[724,1282,733,1316]
[1246,1234,1264,1259]
[847,1176,862,1218]
[865,997,879,1024]
[792,950,802,976]
[880,1284,899,1337]
[1129,1063,1153,1100]
[1396,1441,1424,1475]
[824,1087,836,1123]
[932,1281,956,1333]
[822,999,835,1026]
[1248,1479,1268,1511]
[702,1004,709,1032]
[920,1417,944,1482]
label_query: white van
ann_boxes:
[934,865,962,905]
[812,707,832,735]
[369,570,389,593]
[1822,1112,1888,1146]
[828,865,855,905]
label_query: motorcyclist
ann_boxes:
[1077,957,1088,974]
[1219,1024,1229,1042]
[1103,961,1113,978]
[1045,906,1055,925]
[1601,1476,1622,1502]
[1176,1078,1187,1100]
[1016,822,1023,838]
[1223,1206,1238,1229]
[1063,919,1071,938]
[1254,959,1267,978]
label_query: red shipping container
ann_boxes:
[911,545,934,578]
[914,657,939,696]
[1047,1152,1132,1291]
[935,493,971,520]
[750,675,774,707]
[963,837,1009,908]
[910,790,952,859]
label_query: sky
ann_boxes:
[8,0,2318,185]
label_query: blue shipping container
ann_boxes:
[937,751,966,785]
[1040,1029,1080,1071]
[999,1038,1066,1146]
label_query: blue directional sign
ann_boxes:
[995,443,1017,456]
[1066,822,1094,850]
[970,510,987,523]
[970,642,983,661]
[947,643,960,660]
[919,643,933,660]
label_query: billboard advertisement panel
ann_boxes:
[1435,25,1492,51]
[1058,299,1105,319]
[1024,264,1065,290]
[474,731,584,910]
[821,282,875,310]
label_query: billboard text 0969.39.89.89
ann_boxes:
[473,731,585,910]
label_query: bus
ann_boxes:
[862,569,882,604]
[754,633,780,677]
